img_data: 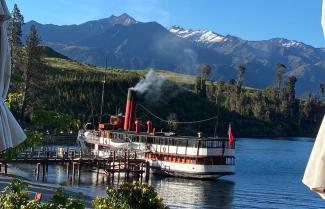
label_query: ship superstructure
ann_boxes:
[78,89,235,179]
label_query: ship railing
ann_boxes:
[107,131,235,149]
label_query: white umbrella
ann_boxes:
[0,0,26,151]
[303,116,325,198]
[302,0,325,198]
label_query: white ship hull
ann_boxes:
[79,130,235,180]
[148,160,234,179]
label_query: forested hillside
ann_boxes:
[6,4,325,138]
[6,45,324,137]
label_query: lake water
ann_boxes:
[5,138,325,209]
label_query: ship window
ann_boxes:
[206,141,214,148]
[201,141,207,148]
[147,137,154,144]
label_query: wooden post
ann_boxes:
[97,161,100,175]
[145,161,150,183]
[42,162,46,182]
[45,163,49,178]
[96,160,99,186]
[127,150,130,181]
[108,154,111,178]
[135,164,140,180]
[4,163,8,175]
[103,160,106,171]
[66,162,70,177]
[140,162,143,184]
[72,162,76,180]
[124,151,127,180]
[112,151,115,182]
[36,163,41,180]
[78,162,81,185]
[118,160,121,183]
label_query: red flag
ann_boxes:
[228,124,234,148]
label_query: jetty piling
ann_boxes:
[0,146,150,185]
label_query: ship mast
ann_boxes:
[100,57,107,123]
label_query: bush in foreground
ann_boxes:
[0,179,85,209]
[0,179,168,209]
[93,182,169,209]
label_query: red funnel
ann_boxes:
[124,89,137,131]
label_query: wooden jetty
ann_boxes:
[0,147,150,184]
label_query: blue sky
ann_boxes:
[7,0,325,48]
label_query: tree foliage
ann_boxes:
[92,182,169,209]
[199,64,211,80]
[21,25,46,121]
[7,4,24,76]
[6,5,325,138]
[0,180,168,209]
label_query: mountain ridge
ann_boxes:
[22,13,325,96]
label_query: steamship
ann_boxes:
[78,89,235,179]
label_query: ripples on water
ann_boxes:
[6,138,325,209]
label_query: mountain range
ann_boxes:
[22,13,325,96]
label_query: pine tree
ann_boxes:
[237,64,246,87]
[7,4,24,75]
[20,25,45,121]
[287,76,297,102]
[199,64,211,80]
[275,64,286,90]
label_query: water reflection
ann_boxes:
[150,176,234,209]
[6,138,325,208]
[9,163,234,208]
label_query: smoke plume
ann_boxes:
[132,70,166,101]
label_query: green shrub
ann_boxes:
[92,182,169,209]
[0,179,85,209]
[0,179,169,209]
[0,179,29,209]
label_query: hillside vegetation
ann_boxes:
[6,45,324,137]
[7,4,325,138]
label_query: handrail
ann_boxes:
[84,130,236,149]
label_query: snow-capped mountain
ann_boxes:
[23,13,325,96]
[169,26,225,45]
[170,26,308,50]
